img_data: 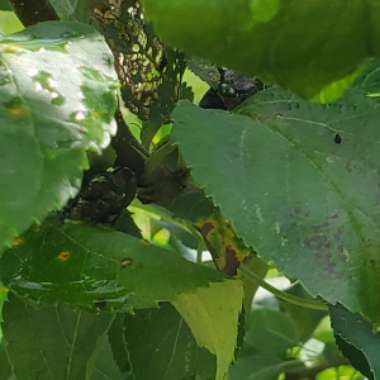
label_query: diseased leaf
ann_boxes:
[172,88,380,323]
[0,220,224,311]
[142,0,380,101]
[330,305,378,380]
[2,294,112,380]
[0,21,118,253]
[114,303,216,380]
[174,280,243,380]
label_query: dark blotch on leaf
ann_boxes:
[95,300,107,311]
[334,134,342,144]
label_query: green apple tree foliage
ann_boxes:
[1,1,380,379]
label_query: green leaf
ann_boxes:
[49,0,91,22]
[0,0,11,11]
[113,303,216,380]
[88,335,124,380]
[2,294,112,380]
[244,308,299,355]
[238,255,268,312]
[174,280,243,380]
[1,220,224,311]
[0,342,13,380]
[230,308,300,380]
[330,305,377,380]
[279,284,327,341]
[172,88,380,323]
[0,11,23,35]
[142,0,379,101]
[0,21,118,254]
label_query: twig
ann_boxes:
[285,357,349,380]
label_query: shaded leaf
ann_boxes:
[0,21,118,253]
[174,280,243,380]
[0,342,13,380]
[88,335,124,380]
[2,294,112,380]
[143,0,378,101]
[172,88,380,323]
[1,220,224,311]
[279,284,327,341]
[231,308,300,380]
[114,303,216,380]
[330,305,377,380]
[0,0,11,10]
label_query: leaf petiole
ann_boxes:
[239,263,328,311]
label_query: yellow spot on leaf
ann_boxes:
[57,251,71,262]
[5,99,30,118]
[2,45,20,54]
[12,237,24,247]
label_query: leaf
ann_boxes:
[0,21,118,253]
[0,342,13,380]
[173,280,243,380]
[330,305,378,380]
[142,0,379,102]
[112,303,216,380]
[279,284,327,341]
[238,255,268,312]
[49,0,91,22]
[230,308,301,380]
[0,11,23,35]
[0,0,11,11]
[88,335,124,380]
[0,220,224,311]
[172,88,380,323]
[244,308,299,355]
[1,294,112,380]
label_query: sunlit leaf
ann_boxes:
[0,220,224,311]
[0,21,118,253]
[174,280,243,380]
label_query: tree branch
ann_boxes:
[285,357,350,380]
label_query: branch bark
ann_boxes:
[285,357,349,380]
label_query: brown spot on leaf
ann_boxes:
[57,251,71,262]
[223,245,240,276]
[334,133,342,144]
[121,258,133,268]
[199,222,214,237]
